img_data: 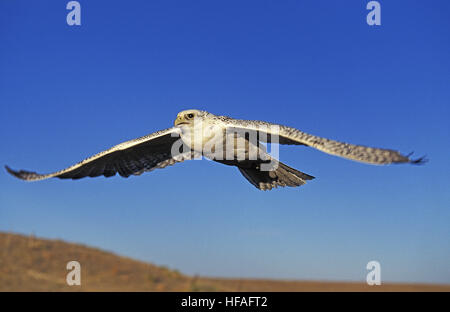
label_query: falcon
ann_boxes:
[5,109,426,190]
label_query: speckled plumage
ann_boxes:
[217,116,423,165]
[5,109,426,190]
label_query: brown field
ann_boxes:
[0,232,448,292]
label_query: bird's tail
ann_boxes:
[238,161,315,191]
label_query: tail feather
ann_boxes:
[238,161,314,191]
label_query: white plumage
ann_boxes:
[6,109,426,190]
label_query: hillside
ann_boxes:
[0,232,448,292]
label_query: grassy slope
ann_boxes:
[1,232,448,292]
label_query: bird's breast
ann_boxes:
[179,124,224,153]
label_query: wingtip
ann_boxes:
[5,165,22,179]
[406,152,428,165]
[5,165,14,175]
[4,165,40,181]
[5,165,22,180]
[411,155,428,165]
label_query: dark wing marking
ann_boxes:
[6,127,198,181]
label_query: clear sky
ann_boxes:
[1,0,449,284]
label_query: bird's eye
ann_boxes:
[187,113,194,119]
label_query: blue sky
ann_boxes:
[1,0,449,284]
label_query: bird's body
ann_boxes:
[6,109,426,190]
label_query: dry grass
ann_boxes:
[0,232,448,292]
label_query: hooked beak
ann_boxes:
[174,116,187,126]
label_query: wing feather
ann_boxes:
[5,127,197,181]
[223,117,426,165]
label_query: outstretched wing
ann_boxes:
[223,117,426,165]
[6,127,197,181]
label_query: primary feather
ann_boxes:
[5,109,426,190]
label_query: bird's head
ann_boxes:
[174,109,209,127]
